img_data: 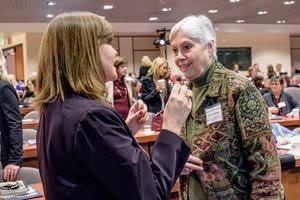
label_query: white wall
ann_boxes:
[217,32,291,75]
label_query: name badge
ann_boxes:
[205,103,223,125]
[278,102,286,108]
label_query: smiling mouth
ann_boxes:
[180,63,191,71]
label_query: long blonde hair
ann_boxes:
[0,49,8,81]
[33,12,114,112]
[147,57,168,81]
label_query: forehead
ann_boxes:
[170,31,195,46]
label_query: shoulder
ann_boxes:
[0,80,17,99]
[214,64,253,94]
[0,80,11,90]
[263,92,272,98]
[141,76,153,85]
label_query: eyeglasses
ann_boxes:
[0,182,19,190]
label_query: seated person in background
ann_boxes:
[22,76,36,107]
[267,64,276,79]
[246,65,257,81]
[231,62,240,73]
[106,56,135,119]
[263,75,300,117]
[140,57,171,113]
[253,75,269,96]
[0,49,23,182]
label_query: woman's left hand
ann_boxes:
[3,164,20,182]
[125,100,148,135]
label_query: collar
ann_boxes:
[190,60,216,88]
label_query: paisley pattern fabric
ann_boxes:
[180,61,283,200]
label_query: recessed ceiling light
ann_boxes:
[103,5,114,10]
[47,1,56,6]
[257,10,268,15]
[46,14,54,18]
[149,17,158,21]
[236,19,244,23]
[208,9,218,14]
[162,7,172,12]
[284,0,295,5]
[277,20,286,24]
[229,0,240,2]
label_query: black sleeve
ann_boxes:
[140,79,160,104]
[74,110,190,200]
[0,85,23,166]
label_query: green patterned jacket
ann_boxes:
[180,61,283,200]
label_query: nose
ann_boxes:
[176,50,186,60]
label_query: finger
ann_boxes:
[185,162,203,171]
[11,169,18,181]
[8,169,14,182]
[170,83,181,96]
[3,170,7,181]
[188,155,203,165]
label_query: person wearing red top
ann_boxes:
[106,56,134,119]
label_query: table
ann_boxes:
[29,181,179,200]
[20,107,35,116]
[23,144,38,168]
[271,117,300,130]
[31,183,45,200]
[135,131,160,152]
[22,120,39,129]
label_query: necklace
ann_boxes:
[114,82,127,99]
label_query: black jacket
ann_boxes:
[0,80,23,167]
[140,76,171,113]
[37,93,190,200]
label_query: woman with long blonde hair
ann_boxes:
[34,12,195,199]
[140,57,171,113]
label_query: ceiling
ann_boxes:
[0,0,299,24]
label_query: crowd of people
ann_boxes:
[2,11,300,200]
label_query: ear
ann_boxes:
[206,41,214,55]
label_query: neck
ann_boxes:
[273,91,281,98]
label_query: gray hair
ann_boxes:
[0,49,8,81]
[170,15,217,59]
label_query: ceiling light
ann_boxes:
[229,0,240,2]
[149,17,158,21]
[103,5,114,10]
[277,20,286,24]
[284,0,295,5]
[208,9,218,14]
[46,14,54,18]
[162,7,172,12]
[236,19,244,23]
[47,1,56,6]
[257,11,268,15]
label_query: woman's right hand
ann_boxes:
[181,155,203,176]
[269,107,279,115]
[162,84,192,134]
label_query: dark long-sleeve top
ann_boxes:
[0,80,23,167]
[263,91,300,116]
[37,93,190,200]
[140,76,171,113]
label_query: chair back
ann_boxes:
[0,167,41,185]
[284,87,300,100]
[23,111,40,120]
[22,129,37,141]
